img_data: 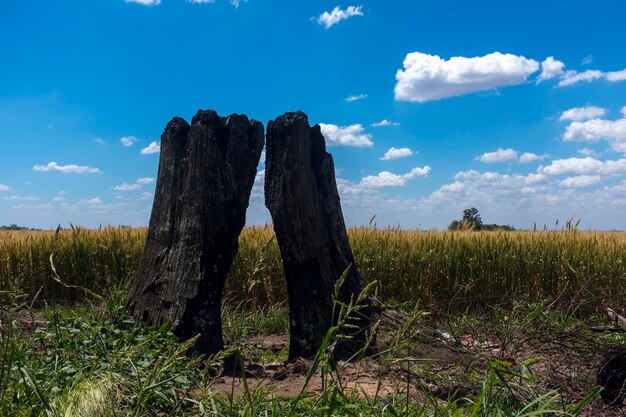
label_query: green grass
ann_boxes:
[1,288,617,416]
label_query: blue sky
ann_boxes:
[2,0,626,230]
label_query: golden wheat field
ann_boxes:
[1,226,625,312]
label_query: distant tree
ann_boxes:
[462,207,482,230]
[482,223,516,231]
[448,220,462,230]
[448,208,515,231]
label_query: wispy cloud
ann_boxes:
[315,5,363,29]
[125,0,161,5]
[84,197,103,206]
[3,195,39,201]
[344,94,367,102]
[120,136,138,147]
[395,52,539,102]
[371,119,400,127]
[558,69,604,87]
[380,147,413,161]
[544,58,626,87]
[114,177,155,191]
[0,184,11,191]
[535,56,626,87]
[141,141,160,155]
[319,123,373,147]
[577,147,600,157]
[113,183,141,191]
[33,162,102,174]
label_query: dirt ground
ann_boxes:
[210,324,626,416]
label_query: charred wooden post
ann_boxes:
[126,110,264,355]
[264,111,375,360]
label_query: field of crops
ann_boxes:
[1,226,624,312]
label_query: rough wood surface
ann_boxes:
[126,110,264,355]
[264,111,374,360]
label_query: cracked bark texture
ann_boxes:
[264,111,373,360]
[126,109,264,355]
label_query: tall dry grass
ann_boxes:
[1,226,624,312]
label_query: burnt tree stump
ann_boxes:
[264,111,375,360]
[126,110,264,355]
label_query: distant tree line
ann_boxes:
[448,208,515,231]
[0,224,40,231]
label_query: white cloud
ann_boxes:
[319,123,373,147]
[120,136,138,147]
[426,170,549,206]
[380,147,413,160]
[537,56,565,82]
[577,147,600,157]
[477,148,518,163]
[141,141,161,154]
[534,58,626,87]
[94,138,105,145]
[3,196,39,201]
[558,69,603,87]
[439,181,465,192]
[316,5,363,29]
[359,166,430,188]
[371,119,400,127]
[136,177,155,184]
[563,114,626,152]
[454,170,547,185]
[606,68,626,82]
[114,183,141,191]
[394,52,539,102]
[559,106,606,122]
[250,169,265,200]
[85,197,103,206]
[345,94,367,102]
[623,106,626,117]
[559,175,601,188]
[0,185,10,191]
[125,0,160,4]
[230,0,247,7]
[114,177,156,191]
[519,152,549,163]
[33,162,102,174]
[540,157,626,176]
